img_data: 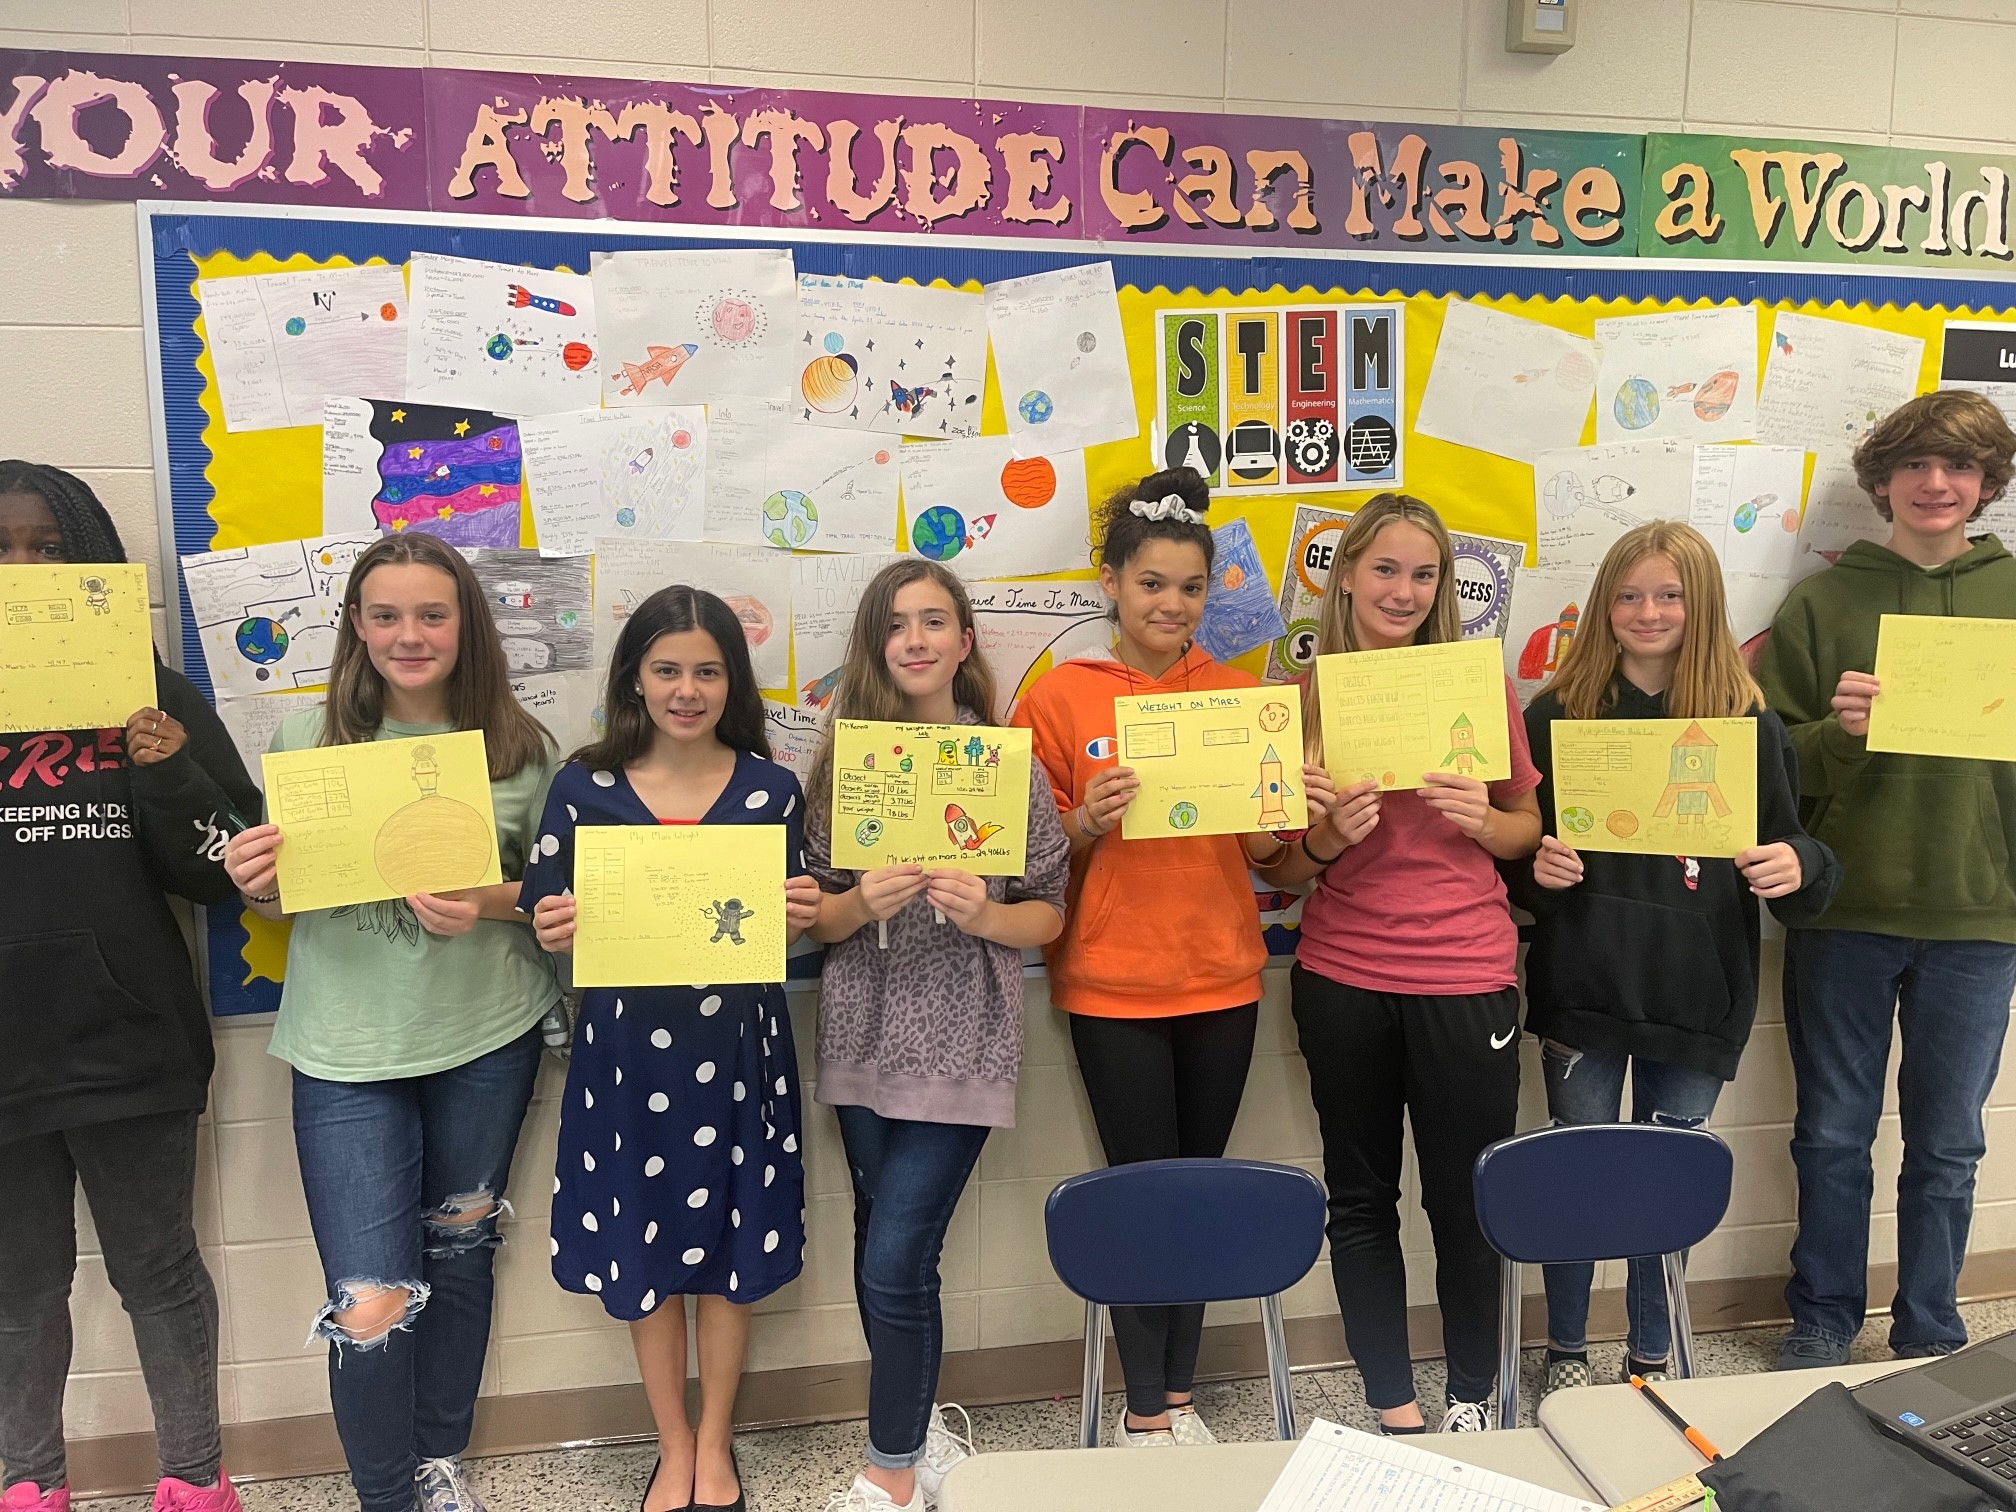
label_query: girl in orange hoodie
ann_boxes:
[1015,468,1334,1447]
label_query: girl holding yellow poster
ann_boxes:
[1514,521,1838,1399]
[1269,494,1542,1436]
[1016,470,1335,1450]
[804,560,1070,1512]
[521,585,821,1512]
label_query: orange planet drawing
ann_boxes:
[1000,456,1058,508]
[800,353,859,413]
[562,341,594,372]
[1222,563,1246,590]
[379,303,399,321]
[1692,370,1741,423]
[1606,809,1640,838]
[724,595,773,646]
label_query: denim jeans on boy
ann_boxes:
[834,1104,990,1470]
[1784,929,2016,1354]
[292,1027,542,1512]
[1538,1043,1724,1364]
[0,1111,222,1495]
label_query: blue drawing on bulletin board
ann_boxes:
[912,504,967,560]
[1613,376,1660,431]
[761,489,820,548]
[365,399,523,548]
[1194,518,1287,662]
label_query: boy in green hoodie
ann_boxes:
[1759,389,2016,1370]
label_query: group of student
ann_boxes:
[3,385,2013,1512]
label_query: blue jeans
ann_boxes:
[1784,929,2016,1352]
[1537,1043,1723,1364]
[292,1028,542,1512]
[834,1105,989,1470]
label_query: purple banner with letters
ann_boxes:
[0,49,1644,256]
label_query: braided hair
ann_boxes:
[0,460,128,562]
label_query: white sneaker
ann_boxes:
[822,1473,924,1512]
[1439,1398,1493,1433]
[414,1458,486,1512]
[1167,1404,1216,1445]
[915,1403,974,1505]
[1118,1415,1177,1447]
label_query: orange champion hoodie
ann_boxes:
[1013,644,1267,1018]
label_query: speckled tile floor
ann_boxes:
[82,1297,2016,1511]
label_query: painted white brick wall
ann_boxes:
[8,0,2016,1431]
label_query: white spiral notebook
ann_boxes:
[1257,1419,1604,1512]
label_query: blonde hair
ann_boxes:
[1539,521,1761,721]
[1302,495,1459,764]
[806,560,998,828]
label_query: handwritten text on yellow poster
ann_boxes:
[573,824,786,987]
[830,720,1032,874]
[1553,718,1758,858]
[1316,638,1509,792]
[0,563,155,734]
[1116,686,1309,839]
[1870,614,2016,762]
[264,730,501,912]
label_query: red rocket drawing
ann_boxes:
[507,283,577,316]
[945,803,1004,851]
[618,343,700,397]
[1518,601,1580,682]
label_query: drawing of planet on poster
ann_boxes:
[1614,377,1660,431]
[322,397,523,548]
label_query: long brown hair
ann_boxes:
[1302,494,1459,764]
[321,533,549,780]
[807,560,995,828]
[1540,520,1761,721]
[573,585,771,770]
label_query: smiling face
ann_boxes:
[0,489,64,564]
[350,561,461,697]
[1878,453,1984,549]
[1609,551,1687,669]
[1099,536,1209,664]
[638,626,729,746]
[1342,521,1443,650]
[882,577,972,704]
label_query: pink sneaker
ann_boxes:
[152,1474,243,1512]
[1,1483,69,1512]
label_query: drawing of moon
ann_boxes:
[712,297,759,344]
[723,595,773,646]
[1693,370,1741,422]
[1606,809,1640,838]
[1613,378,1660,431]
[999,456,1057,508]
[801,353,859,413]
[562,341,594,371]
[1076,331,1097,353]
[375,795,494,894]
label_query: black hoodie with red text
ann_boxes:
[0,664,261,1141]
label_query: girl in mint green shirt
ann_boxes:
[224,532,558,1512]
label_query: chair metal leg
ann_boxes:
[1080,1300,1108,1448]
[1497,1256,1522,1430]
[1662,1251,1697,1379]
[1260,1292,1298,1440]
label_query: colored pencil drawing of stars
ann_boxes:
[453,419,471,437]
[407,446,424,458]
[437,504,455,519]
[390,408,407,422]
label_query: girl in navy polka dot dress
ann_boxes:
[520,585,820,1512]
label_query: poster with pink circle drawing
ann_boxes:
[591,247,800,407]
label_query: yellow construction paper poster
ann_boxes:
[263,730,501,913]
[573,824,786,988]
[1315,638,1509,792]
[829,719,1032,874]
[1869,614,2016,762]
[1115,686,1309,840]
[1552,718,1758,858]
[0,564,155,735]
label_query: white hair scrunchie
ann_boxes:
[1130,494,1204,525]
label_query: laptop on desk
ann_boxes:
[1853,1329,2016,1504]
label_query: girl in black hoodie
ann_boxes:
[0,464,260,1512]
[1513,521,1838,1399]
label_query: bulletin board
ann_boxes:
[140,203,2016,1014]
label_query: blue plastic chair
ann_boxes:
[1044,1158,1327,1447]
[1473,1123,1734,1428]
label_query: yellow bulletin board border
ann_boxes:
[141,202,2016,1013]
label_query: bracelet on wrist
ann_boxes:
[1078,804,1108,839]
[1300,833,1344,867]
[243,888,279,905]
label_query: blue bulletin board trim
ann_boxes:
[146,207,2016,1014]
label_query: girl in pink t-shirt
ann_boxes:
[1269,494,1542,1436]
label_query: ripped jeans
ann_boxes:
[1538,1042,1723,1365]
[292,1028,541,1512]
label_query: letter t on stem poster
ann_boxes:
[1116,686,1308,840]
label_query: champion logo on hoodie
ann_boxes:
[1085,736,1117,759]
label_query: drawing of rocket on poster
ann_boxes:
[321,396,524,547]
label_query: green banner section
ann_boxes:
[1639,132,2015,269]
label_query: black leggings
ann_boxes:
[1069,1002,1259,1418]
[1290,966,1520,1409]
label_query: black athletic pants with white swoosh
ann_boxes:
[1290,965,1521,1410]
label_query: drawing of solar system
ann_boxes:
[1613,369,1742,431]
[483,283,593,373]
[799,325,983,437]
[362,401,523,548]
